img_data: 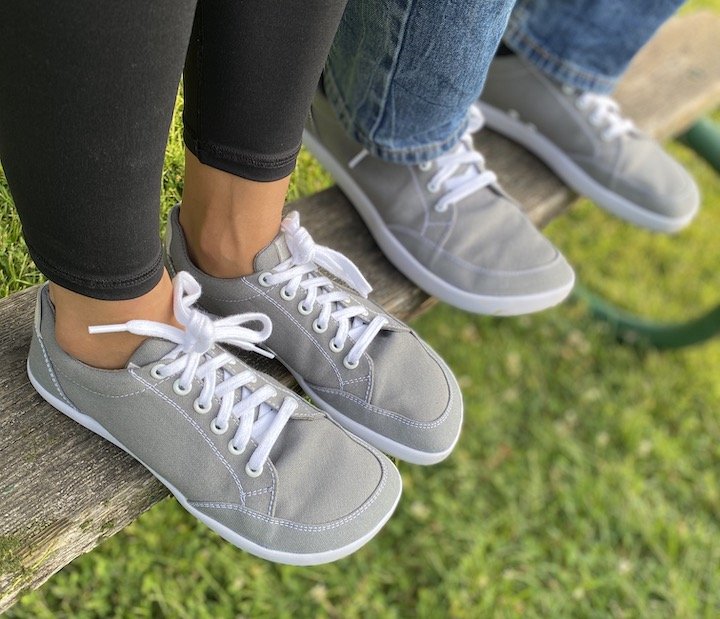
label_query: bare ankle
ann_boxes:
[178,210,261,277]
[180,149,288,278]
[50,272,179,369]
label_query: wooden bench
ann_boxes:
[2,11,720,613]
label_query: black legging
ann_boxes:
[0,0,346,300]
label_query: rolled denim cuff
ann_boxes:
[504,10,618,95]
[322,69,469,165]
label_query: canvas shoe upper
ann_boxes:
[480,54,700,233]
[302,91,575,316]
[165,206,463,465]
[27,272,401,565]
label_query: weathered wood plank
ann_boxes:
[2,11,720,613]
[0,288,169,610]
[613,11,720,140]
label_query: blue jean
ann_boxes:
[323,0,685,164]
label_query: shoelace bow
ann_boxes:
[423,104,498,212]
[348,105,497,213]
[574,92,635,141]
[89,271,295,476]
[260,212,388,368]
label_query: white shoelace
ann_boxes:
[422,105,498,212]
[259,212,388,369]
[89,271,295,476]
[574,92,635,141]
[348,105,497,214]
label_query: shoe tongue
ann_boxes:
[253,231,291,272]
[127,338,178,368]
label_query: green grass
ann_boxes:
[3,4,720,616]
[545,136,720,321]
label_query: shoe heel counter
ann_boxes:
[164,205,193,279]
[27,286,70,404]
[28,286,48,380]
[163,213,178,278]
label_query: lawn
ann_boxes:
[2,3,720,617]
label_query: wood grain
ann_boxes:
[2,12,720,612]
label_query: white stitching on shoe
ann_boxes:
[265,450,279,516]
[132,370,248,504]
[259,213,389,370]
[35,330,77,407]
[364,354,374,403]
[245,278,345,385]
[90,273,298,478]
[243,486,274,498]
[388,224,562,275]
[341,375,371,386]
[309,384,452,429]
[52,365,153,399]
[189,452,389,532]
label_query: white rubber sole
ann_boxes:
[281,360,462,466]
[28,362,400,566]
[303,130,574,316]
[479,102,698,234]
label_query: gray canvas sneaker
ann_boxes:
[480,54,700,233]
[303,91,574,316]
[165,206,463,465]
[27,272,401,565]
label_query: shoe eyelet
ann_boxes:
[418,161,432,172]
[173,379,192,396]
[258,272,273,287]
[343,356,360,370]
[427,182,440,194]
[210,419,229,435]
[312,319,328,333]
[228,441,244,455]
[329,339,344,353]
[245,463,263,478]
[297,300,313,316]
[150,364,166,380]
[280,286,296,300]
[193,399,211,414]
[435,203,449,213]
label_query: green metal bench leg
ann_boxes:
[572,115,720,349]
[573,284,720,348]
[680,117,720,173]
